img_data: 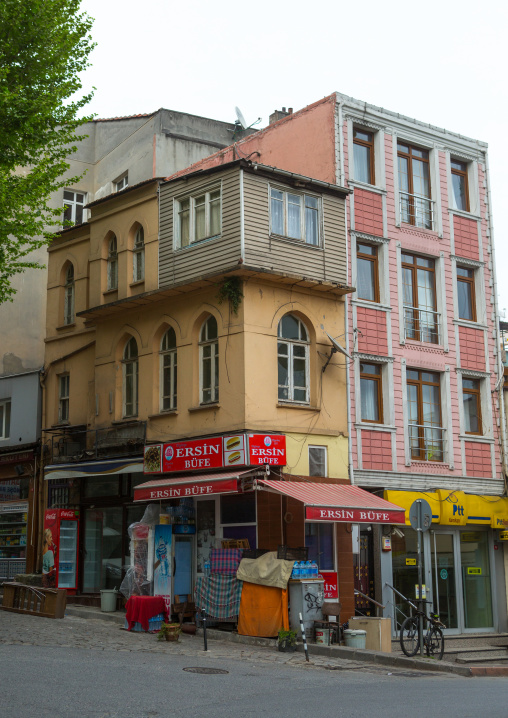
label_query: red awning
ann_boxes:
[134,469,257,502]
[255,479,406,524]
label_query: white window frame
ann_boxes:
[160,328,177,412]
[122,338,139,418]
[447,153,480,217]
[115,174,128,192]
[58,375,70,424]
[346,119,386,190]
[63,189,86,226]
[174,184,222,249]
[199,316,219,404]
[107,236,118,291]
[457,370,492,440]
[277,314,310,404]
[0,399,11,439]
[64,264,75,325]
[269,184,322,246]
[309,445,327,477]
[132,227,145,283]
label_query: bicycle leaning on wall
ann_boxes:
[399,599,446,660]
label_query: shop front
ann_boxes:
[0,448,34,580]
[384,490,508,635]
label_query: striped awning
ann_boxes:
[134,469,258,502]
[256,479,406,524]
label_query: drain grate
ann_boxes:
[183,667,229,675]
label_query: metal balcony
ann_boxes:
[408,423,445,462]
[404,305,441,344]
[399,190,434,230]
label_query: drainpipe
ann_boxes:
[484,151,508,494]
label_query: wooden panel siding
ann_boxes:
[242,171,347,285]
[159,166,242,287]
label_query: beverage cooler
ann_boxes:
[43,509,79,592]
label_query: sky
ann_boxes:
[78,0,508,310]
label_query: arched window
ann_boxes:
[64,264,75,325]
[277,314,309,403]
[200,316,218,404]
[122,337,138,417]
[107,235,118,290]
[133,227,145,282]
[160,327,177,411]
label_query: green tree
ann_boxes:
[0,0,95,303]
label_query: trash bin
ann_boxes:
[343,629,367,649]
[100,589,117,612]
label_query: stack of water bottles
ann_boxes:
[291,560,319,579]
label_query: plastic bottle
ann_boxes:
[311,561,318,577]
[292,561,299,579]
[303,560,311,579]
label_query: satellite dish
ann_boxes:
[235,106,247,129]
[322,331,351,373]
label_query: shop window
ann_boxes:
[305,523,334,571]
[277,313,310,404]
[353,128,375,185]
[360,363,383,423]
[160,327,177,411]
[356,243,379,302]
[309,446,327,477]
[221,493,256,524]
[0,399,11,439]
[196,499,216,574]
[457,266,476,322]
[270,186,321,246]
[200,315,219,404]
[58,374,70,424]
[462,378,482,435]
[64,264,75,325]
[133,227,145,282]
[107,235,118,291]
[122,337,139,417]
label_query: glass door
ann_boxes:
[82,507,123,592]
[431,532,459,630]
[173,535,194,599]
[58,519,78,589]
[460,531,493,629]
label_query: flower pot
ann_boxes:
[277,641,297,652]
[164,631,180,642]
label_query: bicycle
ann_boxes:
[399,600,445,660]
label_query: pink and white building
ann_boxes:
[337,93,507,634]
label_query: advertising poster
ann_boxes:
[153,524,172,602]
[42,510,58,588]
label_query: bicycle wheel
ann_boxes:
[426,625,444,660]
[400,616,419,657]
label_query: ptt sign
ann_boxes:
[452,504,464,517]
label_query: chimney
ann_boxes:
[269,107,293,125]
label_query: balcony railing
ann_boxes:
[408,423,446,462]
[404,305,441,344]
[49,422,147,464]
[399,190,434,230]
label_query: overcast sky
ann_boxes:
[79,0,508,310]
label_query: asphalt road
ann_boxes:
[1,611,507,718]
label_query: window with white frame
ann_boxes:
[406,369,444,462]
[176,186,221,248]
[270,186,320,245]
[451,159,470,212]
[360,362,383,423]
[115,174,128,192]
[160,328,177,411]
[278,314,310,403]
[107,235,118,290]
[133,227,145,282]
[63,190,86,226]
[0,399,11,439]
[123,338,138,417]
[462,377,482,435]
[353,128,375,185]
[200,316,219,404]
[64,264,75,325]
[58,375,70,424]
[309,446,327,477]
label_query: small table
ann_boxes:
[125,595,169,631]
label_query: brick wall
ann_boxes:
[362,430,392,471]
[354,188,383,236]
[356,306,388,355]
[454,216,479,260]
[465,441,492,478]
[459,325,485,371]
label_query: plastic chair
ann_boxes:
[314,601,342,645]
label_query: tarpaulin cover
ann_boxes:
[194,575,243,621]
[237,583,289,638]
[236,552,293,589]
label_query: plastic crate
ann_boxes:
[277,546,308,561]
[242,549,270,559]
[125,612,166,632]
[0,559,9,581]
[8,559,26,579]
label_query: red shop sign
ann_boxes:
[320,571,338,599]
[162,437,223,473]
[248,434,286,466]
[306,506,406,525]
[134,478,238,502]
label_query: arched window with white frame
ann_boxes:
[64,264,75,325]
[277,314,310,403]
[133,226,145,282]
[123,337,138,417]
[107,235,118,290]
[200,316,218,404]
[160,327,177,411]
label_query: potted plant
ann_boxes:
[157,623,182,642]
[277,628,298,652]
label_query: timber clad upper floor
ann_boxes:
[159,160,350,291]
